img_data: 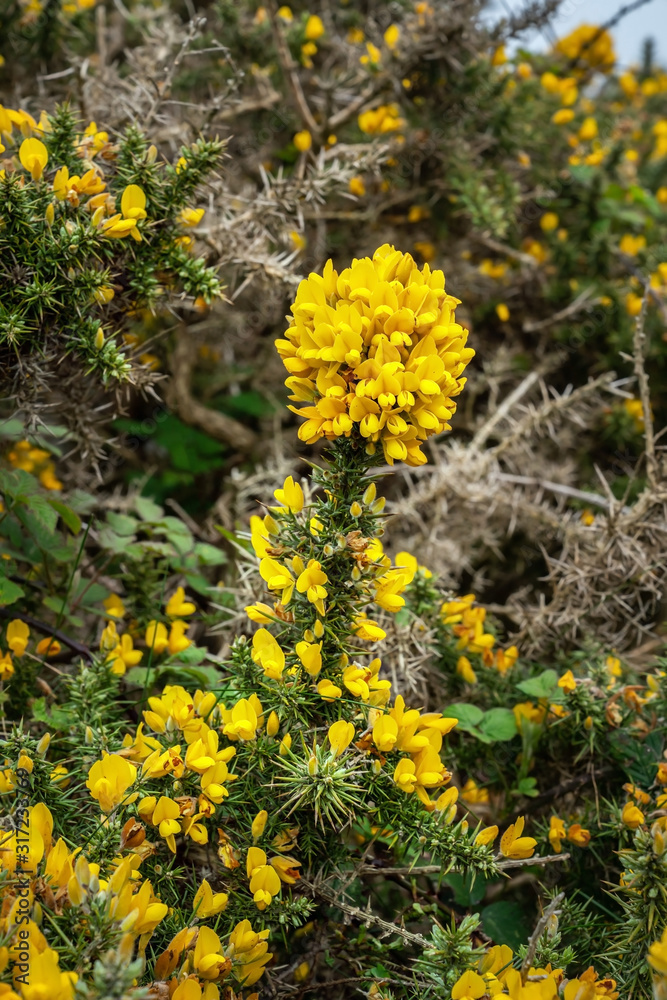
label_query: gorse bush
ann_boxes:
[1,2,667,1000]
[1,245,666,1000]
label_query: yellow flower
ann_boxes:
[165,586,196,617]
[274,475,304,512]
[294,130,312,152]
[295,558,328,611]
[474,825,498,847]
[578,116,598,140]
[349,176,366,197]
[554,24,615,73]
[460,778,489,804]
[552,108,575,125]
[6,619,29,656]
[567,823,591,847]
[360,42,381,67]
[358,105,405,134]
[451,969,487,999]
[304,14,324,40]
[317,679,342,700]
[228,919,272,985]
[558,669,576,693]
[373,714,398,752]
[193,878,228,917]
[648,927,667,976]
[86,754,137,812]
[19,137,48,181]
[296,640,322,676]
[178,207,205,227]
[500,816,536,859]
[384,24,400,50]
[0,652,14,680]
[621,800,645,830]
[252,628,285,680]
[168,620,191,655]
[103,593,125,619]
[495,303,510,322]
[222,697,262,741]
[548,815,566,853]
[259,557,295,605]
[540,212,559,232]
[619,233,646,257]
[456,655,477,685]
[491,45,506,67]
[36,637,61,657]
[277,6,293,20]
[328,719,355,756]
[252,810,268,842]
[247,846,281,909]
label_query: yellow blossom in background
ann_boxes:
[554,24,615,74]
[567,823,591,847]
[540,212,559,232]
[293,130,312,152]
[358,105,405,134]
[0,652,14,680]
[621,800,645,829]
[548,815,566,853]
[461,778,489,804]
[166,586,196,617]
[6,619,29,655]
[349,175,366,197]
[495,303,509,322]
[304,14,324,40]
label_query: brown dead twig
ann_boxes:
[166,332,257,451]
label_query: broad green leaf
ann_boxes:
[47,499,81,534]
[0,576,24,605]
[516,669,558,699]
[106,512,139,536]
[479,707,518,742]
[134,495,164,521]
[192,542,226,566]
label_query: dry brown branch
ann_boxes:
[632,284,657,486]
[521,893,564,981]
[266,0,320,137]
[166,331,257,451]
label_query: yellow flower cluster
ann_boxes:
[98,587,195,676]
[441,594,519,683]
[451,943,618,999]
[0,620,63,681]
[4,439,62,491]
[0,803,168,1000]
[277,244,474,466]
[554,24,616,74]
[548,815,591,852]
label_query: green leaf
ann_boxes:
[134,495,164,521]
[481,901,531,950]
[47,499,81,534]
[479,708,518,742]
[192,542,226,566]
[23,494,58,537]
[0,576,24,606]
[106,512,139,536]
[516,777,539,797]
[516,669,558,699]
[443,703,492,743]
[444,703,484,730]
[31,697,74,729]
[443,871,489,906]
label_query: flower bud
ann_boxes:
[85,726,94,745]
[313,619,324,639]
[267,711,280,737]
[94,329,105,350]
[307,754,318,777]
[36,733,51,755]
[252,810,268,842]
[363,483,377,505]
[279,734,292,756]
[350,501,362,517]
[45,203,54,226]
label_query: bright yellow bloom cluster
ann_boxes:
[5,439,62,490]
[277,244,474,466]
[649,926,667,999]
[554,24,616,74]
[548,815,591,852]
[441,594,519,681]
[451,942,617,999]
[358,104,405,134]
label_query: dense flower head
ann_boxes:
[554,24,615,74]
[277,244,474,466]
